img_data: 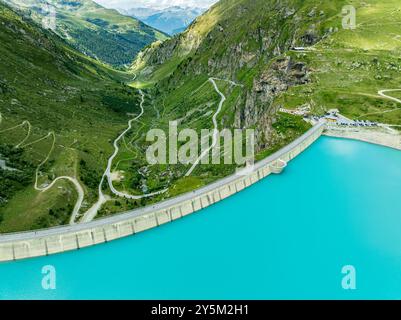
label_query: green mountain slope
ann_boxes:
[127,0,401,204]
[125,0,331,205]
[0,2,141,232]
[3,0,168,67]
[2,0,401,231]
[131,0,341,156]
[277,0,401,126]
[134,0,401,126]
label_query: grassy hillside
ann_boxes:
[133,0,341,84]
[130,2,341,157]
[121,0,339,210]
[3,0,168,67]
[2,0,401,231]
[134,0,401,126]
[275,0,401,125]
[126,0,401,211]
[0,2,142,232]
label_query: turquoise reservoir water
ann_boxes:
[1,136,401,300]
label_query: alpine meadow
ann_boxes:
[1,0,401,234]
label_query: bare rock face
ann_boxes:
[0,80,9,94]
[236,57,310,151]
[301,24,319,46]
[132,0,333,154]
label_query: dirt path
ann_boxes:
[81,89,167,223]
[358,89,401,118]
[185,78,241,176]
[32,132,84,225]
[1,113,85,225]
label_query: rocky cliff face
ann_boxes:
[133,0,343,149]
[238,57,310,150]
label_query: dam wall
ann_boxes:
[0,122,325,262]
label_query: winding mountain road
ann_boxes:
[32,132,85,225]
[374,89,401,116]
[15,121,31,148]
[185,77,240,176]
[1,114,85,224]
[378,89,401,104]
[352,89,401,121]
[82,89,167,223]
[36,176,85,225]
[104,89,167,200]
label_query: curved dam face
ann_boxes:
[0,123,326,262]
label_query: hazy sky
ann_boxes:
[94,0,218,10]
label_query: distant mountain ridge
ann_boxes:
[125,5,206,35]
[2,0,168,67]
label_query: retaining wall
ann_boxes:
[0,123,325,262]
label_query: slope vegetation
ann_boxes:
[125,0,337,208]
[0,2,141,232]
[127,0,401,211]
[276,0,401,126]
[3,0,168,67]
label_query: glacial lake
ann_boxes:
[1,136,401,299]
